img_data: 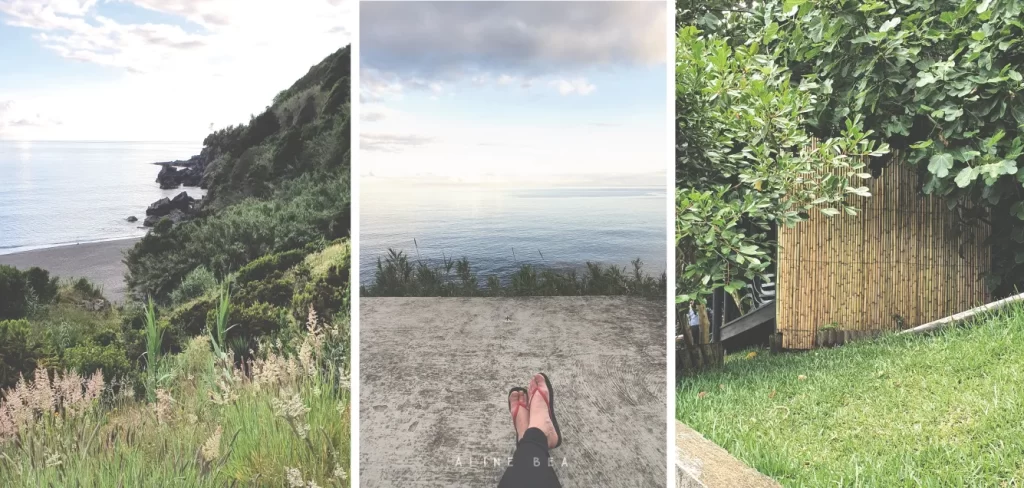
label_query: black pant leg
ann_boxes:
[497,427,561,488]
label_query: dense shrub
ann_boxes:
[72,277,104,300]
[0,319,41,389]
[169,266,218,307]
[213,301,289,350]
[235,249,307,284]
[166,296,216,337]
[62,343,132,382]
[293,264,349,321]
[0,265,29,320]
[126,174,350,300]
[234,275,295,308]
[24,267,58,304]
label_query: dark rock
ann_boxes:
[180,167,203,187]
[143,192,196,227]
[157,165,182,189]
[146,197,173,216]
[171,191,195,208]
[126,216,138,223]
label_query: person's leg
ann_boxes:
[498,374,562,487]
[497,427,560,487]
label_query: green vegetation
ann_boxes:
[0,45,351,486]
[126,46,350,301]
[678,0,1024,296]
[0,265,59,320]
[677,302,1024,487]
[674,25,889,304]
[361,249,665,298]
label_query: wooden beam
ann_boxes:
[899,292,1024,335]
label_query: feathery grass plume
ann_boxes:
[0,367,104,440]
[200,425,223,463]
[153,388,174,424]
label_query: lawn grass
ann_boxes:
[676,302,1024,487]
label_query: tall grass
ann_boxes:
[0,305,350,487]
[143,296,163,402]
[211,282,233,359]
[361,249,666,298]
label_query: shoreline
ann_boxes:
[0,235,145,257]
[0,237,141,304]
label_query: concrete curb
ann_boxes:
[676,421,781,488]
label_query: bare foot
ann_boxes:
[509,389,530,442]
[527,374,559,449]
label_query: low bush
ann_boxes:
[361,249,666,298]
[235,249,306,284]
[71,277,104,300]
[62,342,133,383]
[0,265,30,320]
[212,301,290,353]
[24,267,59,304]
[166,296,216,338]
[234,275,295,308]
[170,266,218,307]
[0,319,41,390]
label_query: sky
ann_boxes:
[360,1,668,185]
[0,0,351,142]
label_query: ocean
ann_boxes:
[359,178,668,285]
[0,140,202,255]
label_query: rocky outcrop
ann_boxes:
[143,209,188,227]
[156,164,204,189]
[154,153,209,189]
[126,216,138,223]
[143,191,198,227]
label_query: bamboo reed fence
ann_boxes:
[776,164,991,349]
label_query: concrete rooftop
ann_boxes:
[359,296,667,487]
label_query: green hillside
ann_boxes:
[0,46,352,487]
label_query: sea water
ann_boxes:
[360,178,667,285]
[0,140,201,254]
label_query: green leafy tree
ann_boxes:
[676,27,889,303]
[694,0,1024,294]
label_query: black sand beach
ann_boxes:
[0,238,140,303]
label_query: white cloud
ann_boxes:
[0,0,352,141]
[552,78,597,96]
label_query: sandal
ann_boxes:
[507,387,529,442]
[528,373,562,448]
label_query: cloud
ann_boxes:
[0,0,351,73]
[360,1,665,77]
[0,100,63,134]
[552,78,596,96]
[361,133,435,152]
[0,0,352,140]
[129,0,236,27]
